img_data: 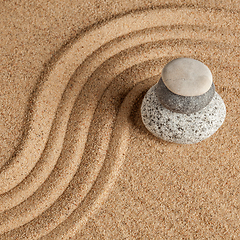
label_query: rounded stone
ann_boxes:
[162,58,213,96]
[155,77,215,114]
[141,84,226,144]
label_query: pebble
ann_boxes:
[155,77,215,114]
[141,84,226,144]
[162,58,213,96]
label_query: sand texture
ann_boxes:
[0,0,240,239]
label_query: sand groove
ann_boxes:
[0,6,239,240]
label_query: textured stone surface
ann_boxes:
[155,77,215,114]
[141,84,226,144]
[162,58,213,96]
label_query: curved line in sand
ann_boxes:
[0,46,184,231]
[1,77,154,240]
[0,7,239,194]
[0,6,239,240]
[42,79,155,240]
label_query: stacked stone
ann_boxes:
[141,58,226,144]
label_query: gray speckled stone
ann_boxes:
[141,84,226,144]
[162,58,213,96]
[155,77,215,114]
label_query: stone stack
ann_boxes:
[141,58,226,144]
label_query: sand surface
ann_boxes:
[0,1,240,239]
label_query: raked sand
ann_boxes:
[0,1,240,239]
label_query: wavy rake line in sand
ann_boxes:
[0,6,239,240]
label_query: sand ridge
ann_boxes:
[1,2,240,239]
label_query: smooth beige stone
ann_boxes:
[162,58,213,96]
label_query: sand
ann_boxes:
[0,0,239,239]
